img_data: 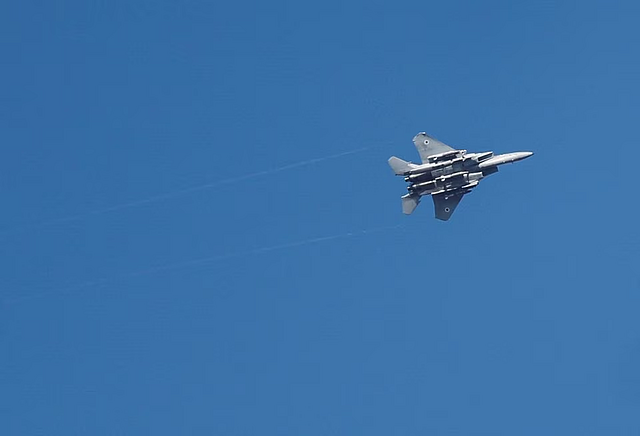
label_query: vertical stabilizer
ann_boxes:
[401,194,420,215]
[388,156,416,175]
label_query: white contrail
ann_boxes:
[5,223,404,304]
[1,147,369,235]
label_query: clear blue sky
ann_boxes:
[2,0,640,434]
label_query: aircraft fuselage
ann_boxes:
[389,131,533,220]
[403,151,532,197]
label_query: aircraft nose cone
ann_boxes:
[515,151,533,161]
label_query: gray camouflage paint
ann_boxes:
[389,132,533,221]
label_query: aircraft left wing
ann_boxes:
[413,132,455,163]
[432,192,465,221]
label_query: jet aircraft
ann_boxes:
[389,132,533,220]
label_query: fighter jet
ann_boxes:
[389,132,533,221]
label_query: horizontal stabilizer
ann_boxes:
[402,194,420,215]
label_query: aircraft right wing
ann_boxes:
[432,192,465,221]
[413,132,455,163]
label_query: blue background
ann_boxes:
[2,0,640,434]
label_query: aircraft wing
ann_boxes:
[413,132,455,163]
[432,192,465,221]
